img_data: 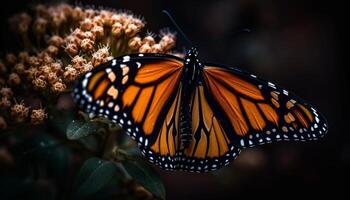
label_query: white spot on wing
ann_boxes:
[122,56,130,62]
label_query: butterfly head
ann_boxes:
[186,47,199,58]
[184,47,202,67]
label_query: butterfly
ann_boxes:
[72,47,328,172]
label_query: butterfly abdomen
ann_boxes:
[180,102,192,148]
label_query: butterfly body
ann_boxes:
[179,47,203,148]
[73,47,328,172]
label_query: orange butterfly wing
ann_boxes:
[178,85,241,171]
[202,65,328,148]
[73,55,184,159]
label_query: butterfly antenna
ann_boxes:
[232,28,252,37]
[162,10,193,47]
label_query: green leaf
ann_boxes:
[123,159,166,199]
[66,120,99,140]
[75,157,123,198]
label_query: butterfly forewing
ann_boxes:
[202,65,328,148]
[73,54,184,153]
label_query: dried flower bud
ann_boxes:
[42,53,54,64]
[97,46,110,58]
[65,35,81,46]
[91,25,104,38]
[91,47,110,67]
[50,62,63,75]
[111,14,123,24]
[92,16,104,26]
[28,56,41,67]
[8,73,21,86]
[143,35,156,46]
[84,9,96,18]
[0,87,13,98]
[5,54,17,66]
[32,77,47,90]
[47,72,58,84]
[80,39,94,52]
[63,67,79,82]
[111,22,123,37]
[128,36,142,50]
[125,23,139,37]
[48,35,64,47]
[10,102,29,123]
[139,43,152,53]
[51,12,66,31]
[33,17,47,36]
[18,52,29,63]
[82,63,93,72]
[39,65,51,77]
[13,63,26,75]
[0,97,11,110]
[0,116,7,130]
[91,53,104,67]
[83,31,96,41]
[80,18,94,31]
[35,4,47,18]
[160,34,176,51]
[151,44,163,53]
[11,12,32,34]
[59,4,73,16]
[71,56,87,68]
[72,6,84,21]
[46,45,59,56]
[51,81,66,93]
[72,28,86,39]
[65,43,79,56]
[30,108,48,125]
[0,62,7,74]
[25,68,37,81]
[133,18,145,29]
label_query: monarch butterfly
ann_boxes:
[73,12,328,172]
[72,46,328,172]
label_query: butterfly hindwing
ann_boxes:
[176,85,241,172]
[202,64,328,149]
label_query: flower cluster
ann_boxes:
[0,3,178,130]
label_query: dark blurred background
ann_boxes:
[0,0,346,199]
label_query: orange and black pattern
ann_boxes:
[73,52,328,172]
[202,65,327,149]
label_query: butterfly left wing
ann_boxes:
[73,54,185,167]
[202,64,328,149]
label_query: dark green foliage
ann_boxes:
[74,157,123,198]
[66,120,99,140]
[124,159,166,200]
[1,110,166,200]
